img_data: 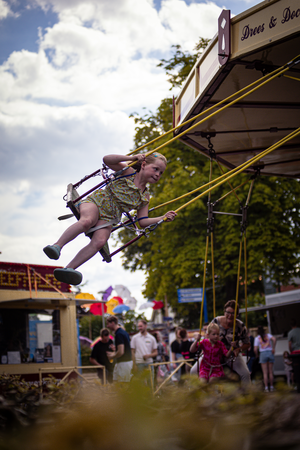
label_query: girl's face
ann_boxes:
[284,352,288,358]
[208,328,220,344]
[142,159,166,184]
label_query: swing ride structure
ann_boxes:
[61,0,300,342]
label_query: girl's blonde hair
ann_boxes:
[132,152,167,171]
[207,323,219,334]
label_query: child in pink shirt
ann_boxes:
[193,323,233,382]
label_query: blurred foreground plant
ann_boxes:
[0,374,299,450]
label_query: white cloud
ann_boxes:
[0,0,226,302]
[0,0,19,20]
[159,0,221,50]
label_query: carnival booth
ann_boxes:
[0,262,78,381]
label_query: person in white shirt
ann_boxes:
[254,325,276,392]
[131,320,158,374]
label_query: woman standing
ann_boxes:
[254,325,276,392]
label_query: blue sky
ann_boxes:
[0,0,262,308]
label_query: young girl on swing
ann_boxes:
[43,153,177,285]
[190,323,233,382]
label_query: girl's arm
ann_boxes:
[137,203,177,228]
[189,334,201,353]
[103,153,145,172]
[225,348,233,358]
[271,335,276,354]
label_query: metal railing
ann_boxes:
[38,365,106,388]
[149,359,195,395]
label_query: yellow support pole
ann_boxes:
[244,236,248,330]
[200,234,209,331]
[150,127,300,214]
[173,128,300,215]
[211,231,216,319]
[232,240,243,343]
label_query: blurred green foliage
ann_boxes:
[0,373,299,450]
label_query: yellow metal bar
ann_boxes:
[151,127,299,214]
[232,240,243,343]
[211,231,216,319]
[200,234,209,331]
[217,161,242,205]
[213,180,250,206]
[130,64,293,165]
[173,128,300,215]
[244,236,248,330]
[246,179,255,207]
[127,57,298,156]
[283,74,300,82]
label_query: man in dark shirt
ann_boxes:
[106,316,133,383]
[90,328,115,383]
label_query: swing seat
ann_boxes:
[65,183,112,263]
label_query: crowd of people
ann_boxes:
[88,304,300,390]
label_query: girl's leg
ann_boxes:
[268,362,274,388]
[261,362,269,389]
[66,222,112,269]
[55,203,99,249]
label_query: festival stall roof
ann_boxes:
[0,262,77,306]
[240,287,300,313]
[0,262,104,307]
[174,0,300,179]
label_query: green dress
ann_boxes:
[82,173,149,224]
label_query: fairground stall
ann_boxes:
[0,262,79,382]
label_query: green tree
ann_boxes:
[79,315,104,341]
[118,40,300,329]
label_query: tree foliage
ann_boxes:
[119,40,300,328]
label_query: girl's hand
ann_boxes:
[164,211,177,222]
[194,332,201,342]
[133,153,146,163]
[233,348,240,357]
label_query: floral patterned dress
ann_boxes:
[82,173,149,223]
[197,338,229,380]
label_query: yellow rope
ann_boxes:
[199,234,209,332]
[244,236,248,330]
[211,231,216,319]
[232,240,243,343]
[217,161,242,205]
[127,55,299,157]
[283,74,300,82]
[150,126,298,214]
[141,65,292,162]
[213,179,250,206]
[173,127,300,215]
